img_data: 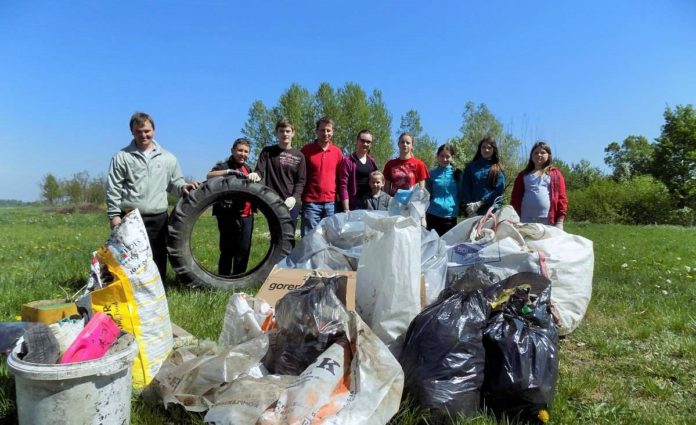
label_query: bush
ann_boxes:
[666,207,695,226]
[569,176,676,225]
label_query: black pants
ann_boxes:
[140,212,169,280]
[216,214,254,275]
[426,212,458,236]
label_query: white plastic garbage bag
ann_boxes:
[443,206,593,335]
[357,213,421,356]
[79,209,173,388]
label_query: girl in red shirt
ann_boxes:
[383,132,429,196]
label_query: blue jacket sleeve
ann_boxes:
[482,170,506,205]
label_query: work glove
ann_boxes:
[247,172,261,183]
[465,201,483,217]
[554,220,564,231]
[284,196,296,210]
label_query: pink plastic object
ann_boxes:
[59,312,121,364]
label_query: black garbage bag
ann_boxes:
[482,273,559,424]
[262,275,351,375]
[442,263,498,300]
[400,289,489,420]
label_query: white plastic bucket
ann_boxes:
[7,339,138,425]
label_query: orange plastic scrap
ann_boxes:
[260,311,276,332]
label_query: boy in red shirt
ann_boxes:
[300,117,343,236]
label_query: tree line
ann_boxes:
[40,171,105,205]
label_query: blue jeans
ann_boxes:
[301,201,335,237]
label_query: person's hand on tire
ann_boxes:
[247,172,261,183]
[465,201,483,217]
[181,181,200,196]
[554,220,564,231]
[284,196,296,210]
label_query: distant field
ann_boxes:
[1,206,695,424]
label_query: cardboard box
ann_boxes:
[257,267,356,311]
[22,299,79,324]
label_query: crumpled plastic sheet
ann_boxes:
[218,293,273,348]
[149,336,270,412]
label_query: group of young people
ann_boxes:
[106,111,567,279]
[424,137,568,236]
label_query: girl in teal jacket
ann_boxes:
[461,136,506,216]
[426,143,462,235]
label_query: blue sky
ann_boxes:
[1,1,695,202]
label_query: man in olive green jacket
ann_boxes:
[106,112,199,279]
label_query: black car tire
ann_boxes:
[167,175,294,290]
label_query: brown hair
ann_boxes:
[315,116,334,129]
[129,112,155,131]
[356,129,373,153]
[437,143,456,157]
[472,135,503,188]
[523,141,553,174]
[275,117,294,132]
[398,132,414,144]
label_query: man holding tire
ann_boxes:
[105,112,199,279]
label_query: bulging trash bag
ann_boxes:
[400,289,489,420]
[482,273,559,424]
[443,206,594,336]
[262,275,351,375]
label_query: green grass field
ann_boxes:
[1,207,695,424]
